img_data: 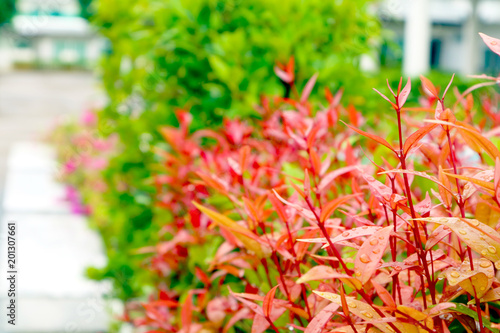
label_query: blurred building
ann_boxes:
[379,0,500,77]
[0,0,103,71]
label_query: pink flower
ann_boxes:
[81,110,97,126]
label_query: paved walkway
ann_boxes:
[0,71,110,332]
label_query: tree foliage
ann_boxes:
[0,0,16,25]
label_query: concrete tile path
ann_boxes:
[0,71,110,332]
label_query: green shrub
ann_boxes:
[69,0,387,301]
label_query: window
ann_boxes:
[485,49,500,77]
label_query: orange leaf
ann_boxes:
[193,202,271,258]
[403,123,438,156]
[296,265,362,290]
[372,280,396,309]
[263,285,279,318]
[438,166,453,207]
[319,194,361,222]
[415,217,500,262]
[444,258,494,298]
[313,291,395,333]
[445,171,495,195]
[420,75,439,98]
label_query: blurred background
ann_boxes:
[0,0,499,332]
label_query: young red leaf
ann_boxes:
[426,225,451,249]
[193,202,271,258]
[317,166,356,192]
[319,193,361,223]
[379,169,456,198]
[319,226,381,248]
[304,169,311,197]
[420,75,439,98]
[301,73,318,103]
[267,191,288,222]
[272,189,315,221]
[304,303,340,333]
[274,66,292,83]
[354,226,393,284]
[372,280,396,309]
[313,291,395,333]
[263,285,279,318]
[398,77,411,109]
[340,120,395,153]
[306,125,322,150]
[438,166,453,208]
[296,265,362,290]
[442,73,455,100]
[415,217,500,262]
[443,171,495,193]
[386,78,396,97]
[181,291,193,330]
[444,258,493,298]
[195,266,211,286]
[373,88,397,109]
[479,32,500,57]
[403,123,437,156]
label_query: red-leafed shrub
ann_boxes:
[122,34,500,333]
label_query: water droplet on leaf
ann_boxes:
[480,260,491,268]
[362,311,373,318]
[360,254,371,263]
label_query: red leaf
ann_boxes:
[223,308,251,333]
[442,73,455,100]
[268,191,287,222]
[372,280,396,309]
[301,73,319,103]
[274,67,292,83]
[398,77,411,109]
[181,291,193,330]
[354,226,393,284]
[479,32,500,56]
[317,166,356,193]
[319,193,361,222]
[317,226,381,248]
[297,265,362,290]
[420,75,439,98]
[340,121,395,153]
[263,285,279,318]
[305,303,340,333]
[426,224,451,250]
[306,125,322,150]
[252,314,271,333]
[373,88,397,109]
[304,169,311,197]
[403,123,437,156]
[195,267,211,286]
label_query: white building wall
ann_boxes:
[0,32,14,72]
[37,37,53,66]
[17,0,80,16]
